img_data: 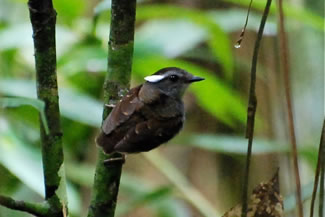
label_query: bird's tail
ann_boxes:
[95,131,114,154]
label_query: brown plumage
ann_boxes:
[96,67,204,154]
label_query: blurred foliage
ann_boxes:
[0,97,49,134]
[0,0,323,216]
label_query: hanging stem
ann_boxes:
[241,0,272,216]
[87,0,136,217]
[276,0,303,216]
[234,0,254,48]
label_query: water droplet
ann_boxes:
[234,43,241,49]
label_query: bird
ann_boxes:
[96,67,204,155]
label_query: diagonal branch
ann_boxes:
[319,122,325,217]
[0,195,49,217]
[310,119,325,217]
[87,0,136,216]
[241,0,272,216]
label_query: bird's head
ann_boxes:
[144,67,204,99]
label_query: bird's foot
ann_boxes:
[105,103,116,108]
[105,99,118,108]
[103,154,126,166]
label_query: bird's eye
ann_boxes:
[169,75,179,82]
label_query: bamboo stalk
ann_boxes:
[87,0,136,216]
[28,0,67,216]
[241,0,272,216]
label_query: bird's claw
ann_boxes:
[105,103,116,108]
[103,154,126,166]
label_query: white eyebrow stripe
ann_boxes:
[144,75,165,83]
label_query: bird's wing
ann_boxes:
[102,85,144,135]
[113,117,183,153]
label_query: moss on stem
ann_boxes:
[28,0,66,216]
[88,0,136,217]
[0,195,49,217]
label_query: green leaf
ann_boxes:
[53,0,86,24]
[0,126,45,196]
[0,124,81,215]
[66,162,185,217]
[208,9,277,34]
[180,134,319,167]
[182,134,289,154]
[93,0,112,15]
[144,151,221,217]
[93,0,147,15]
[0,97,49,134]
[0,23,78,57]
[58,44,107,75]
[0,79,103,127]
[136,4,234,80]
[118,176,189,217]
[153,199,190,217]
[135,20,207,58]
[117,186,173,216]
[134,187,172,206]
[0,24,33,50]
[66,182,82,217]
[284,182,314,213]
[0,79,36,97]
[299,145,319,169]
[224,0,324,32]
[65,163,95,187]
[58,87,102,127]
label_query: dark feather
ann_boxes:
[96,83,184,154]
[113,118,183,153]
[101,85,143,135]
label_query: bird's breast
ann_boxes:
[141,97,184,120]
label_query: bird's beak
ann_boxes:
[188,76,205,83]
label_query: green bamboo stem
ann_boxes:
[28,0,67,216]
[0,1,66,216]
[87,0,136,216]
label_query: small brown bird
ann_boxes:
[96,67,204,154]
